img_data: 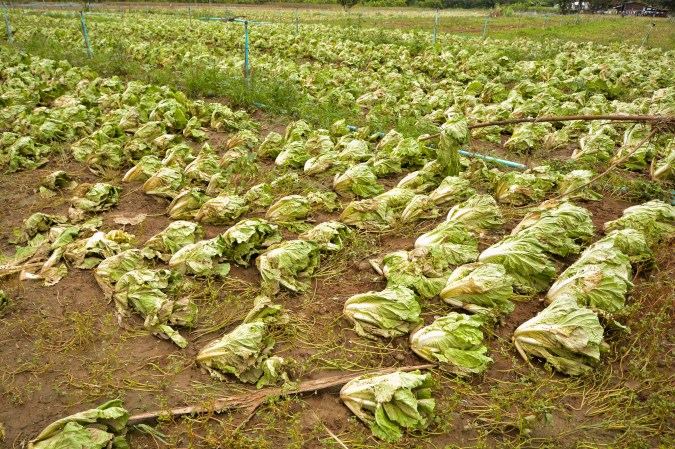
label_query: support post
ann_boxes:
[482,15,489,40]
[433,8,439,45]
[295,8,298,35]
[640,23,655,49]
[80,11,93,59]
[517,13,521,32]
[2,4,13,45]
[244,20,250,90]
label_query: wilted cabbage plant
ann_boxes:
[256,240,320,294]
[340,370,435,442]
[446,194,504,231]
[195,194,249,224]
[69,183,121,220]
[28,400,129,449]
[196,296,290,386]
[603,200,675,246]
[221,218,282,267]
[343,286,420,339]
[410,312,492,375]
[299,221,351,252]
[440,262,515,315]
[414,221,479,265]
[513,295,605,376]
[333,163,384,198]
[114,269,196,348]
[382,247,454,299]
[169,235,230,276]
[145,221,204,260]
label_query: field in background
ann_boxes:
[7,2,675,49]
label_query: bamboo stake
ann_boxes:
[552,128,658,201]
[126,364,435,426]
[418,114,674,142]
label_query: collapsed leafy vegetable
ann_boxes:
[333,163,384,198]
[142,166,184,199]
[603,200,675,246]
[429,176,476,206]
[70,183,121,220]
[340,188,415,230]
[343,286,420,339]
[479,236,556,293]
[196,296,283,383]
[114,268,196,347]
[446,194,504,231]
[556,170,603,201]
[63,230,134,269]
[221,218,282,267]
[145,221,204,258]
[28,400,129,449]
[194,194,249,224]
[410,312,492,375]
[299,220,351,252]
[94,248,155,299]
[414,221,479,265]
[265,195,311,224]
[513,295,604,376]
[169,236,230,277]
[166,187,210,219]
[256,240,320,294]
[510,201,594,257]
[494,169,558,206]
[400,194,440,222]
[440,262,515,315]
[340,370,435,442]
[437,114,469,177]
[382,247,453,299]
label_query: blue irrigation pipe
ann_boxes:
[458,150,526,169]
[79,11,92,59]
[3,4,13,44]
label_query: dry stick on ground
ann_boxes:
[418,114,675,142]
[551,128,659,202]
[126,363,436,426]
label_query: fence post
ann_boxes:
[3,4,13,44]
[640,23,655,49]
[575,12,579,24]
[188,0,192,27]
[433,8,439,45]
[295,7,298,35]
[482,15,489,40]
[244,20,250,90]
[517,12,521,32]
[80,11,93,59]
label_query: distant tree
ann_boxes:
[558,0,573,13]
[338,0,360,12]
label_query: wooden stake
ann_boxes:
[126,364,435,426]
